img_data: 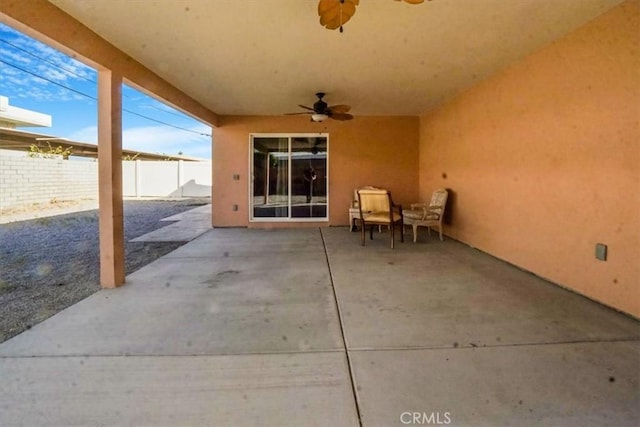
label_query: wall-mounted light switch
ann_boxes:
[595,243,607,261]
[232,174,240,181]
[232,204,238,211]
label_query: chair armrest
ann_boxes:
[424,207,442,220]
[410,203,429,210]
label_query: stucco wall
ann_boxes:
[212,115,419,227]
[418,1,639,316]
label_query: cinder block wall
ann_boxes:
[0,154,98,209]
[1,153,212,210]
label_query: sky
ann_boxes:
[0,23,212,159]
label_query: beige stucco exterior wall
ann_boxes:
[419,0,639,317]
[212,115,419,227]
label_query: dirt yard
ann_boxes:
[0,199,208,342]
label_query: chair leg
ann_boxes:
[390,222,395,249]
[360,221,366,246]
[400,220,404,243]
[412,224,418,243]
[438,225,443,241]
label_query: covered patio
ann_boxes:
[1,227,638,426]
[1,1,638,425]
[0,1,636,314]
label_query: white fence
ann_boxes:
[0,152,211,209]
[122,160,211,198]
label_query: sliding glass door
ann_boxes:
[251,134,328,221]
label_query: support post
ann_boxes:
[97,70,125,288]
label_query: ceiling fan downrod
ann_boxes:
[313,92,328,113]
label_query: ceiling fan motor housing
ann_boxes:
[313,92,329,114]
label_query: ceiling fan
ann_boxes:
[318,0,428,32]
[286,92,354,122]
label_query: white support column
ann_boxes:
[97,70,125,288]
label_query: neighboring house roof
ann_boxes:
[0,127,207,161]
[0,95,52,128]
[0,96,206,161]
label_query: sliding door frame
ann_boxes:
[249,133,329,223]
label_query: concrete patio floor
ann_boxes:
[1,225,638,426]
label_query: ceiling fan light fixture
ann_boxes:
[311,113,329,122]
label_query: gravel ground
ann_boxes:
[0,199,209,343]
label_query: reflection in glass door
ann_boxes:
[252,137,289,218]
[251,134,328,221]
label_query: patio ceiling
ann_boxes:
[48,0,624,118]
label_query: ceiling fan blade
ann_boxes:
[319,0,360,17]
[328,104,351,114]
[298,104,315,111]
[340,1,358,17]
[285,112,312,116]
[322,15,347,31]
[318,0,340,24]
[318,0,338,16]
[330,113,354,121]
[318,0,358,30]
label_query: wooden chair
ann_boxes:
[357,188,403,249]
[349,186,382,231]
[403,188,448,242]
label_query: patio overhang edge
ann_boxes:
[0,0,219,128]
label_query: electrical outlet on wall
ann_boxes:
[595,243,607,261]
